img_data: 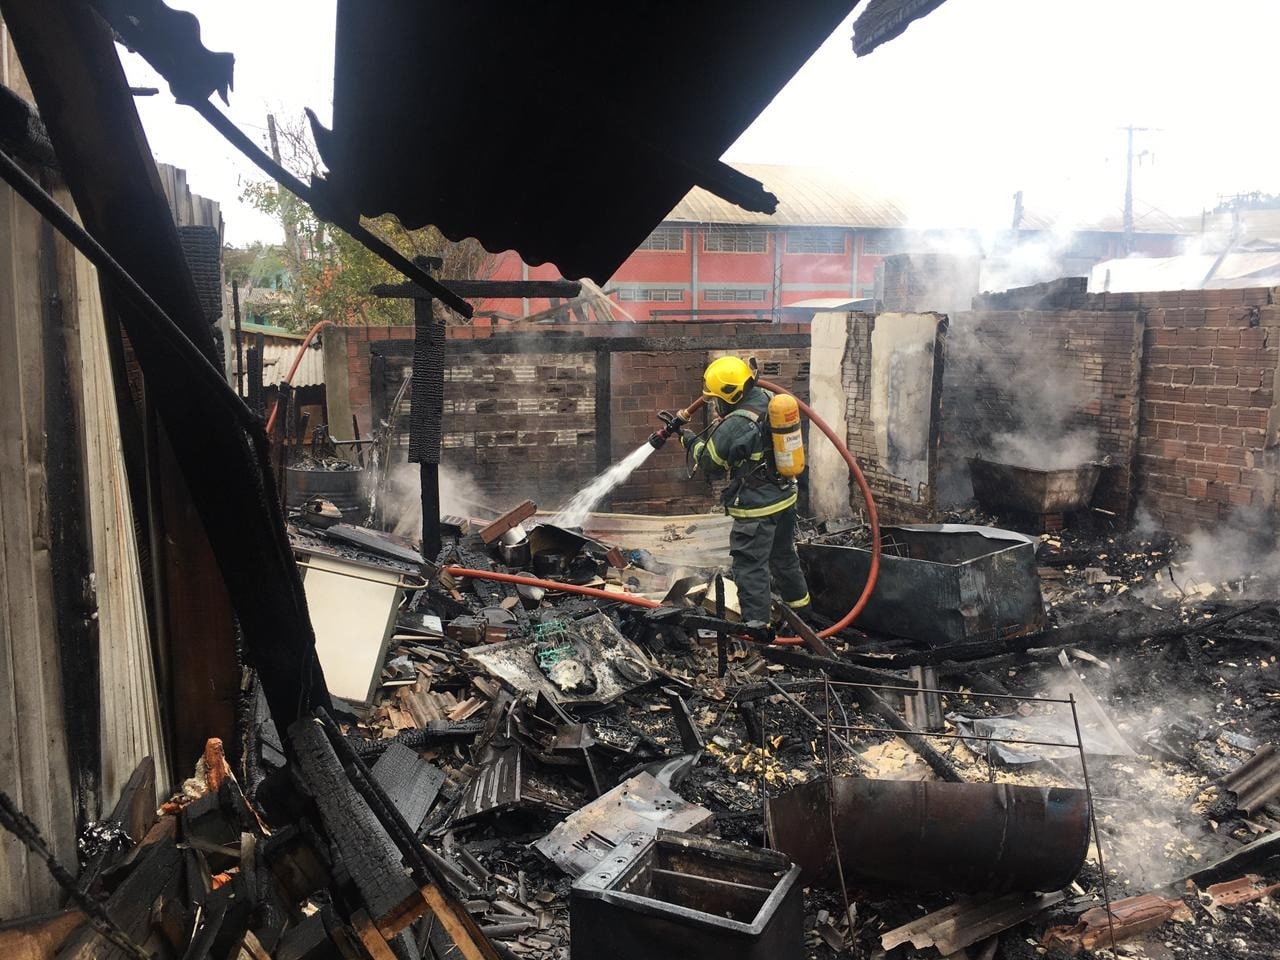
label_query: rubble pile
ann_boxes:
[39,504,1280,960]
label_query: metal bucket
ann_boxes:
[766,777,1090,893]
[967,457,1102,515]
[285,466,368,521]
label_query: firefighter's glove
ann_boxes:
[678,428,697,449]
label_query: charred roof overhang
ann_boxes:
[851,0,950,56]
[317,0,859,283]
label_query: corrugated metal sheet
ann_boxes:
[666,164,909,229]
[1224,744,1280,815]
[239,340,325,391]
[321,1,858,283]
[1089,252,1280,292]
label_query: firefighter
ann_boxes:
[681,356,811,625]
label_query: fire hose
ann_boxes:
[442,378,880,647]
[264,319,331,435]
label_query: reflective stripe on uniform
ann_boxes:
[705,438,729,468]
[785,592,811,608]
[726,490,798,518]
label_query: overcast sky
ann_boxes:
[122,0,1280,247]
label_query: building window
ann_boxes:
[787,229,846,255]
[861,233,898,256]
[636,226,685,252]
[616,287,685,302]
[702,229,768,253]
[703,287,768,302]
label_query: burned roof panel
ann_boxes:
[320,0,858,283]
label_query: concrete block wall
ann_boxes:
[441,352,597,506]
[609,343,811,514]
[939,309,1144,517]
[334,321,811,515]
[837,312,945,522]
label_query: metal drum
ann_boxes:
[767,777,1090,893]
[285,466,368,521]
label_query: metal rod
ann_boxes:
[1070,693,1118,951]
[184,98,473,319]
[822,679,1074,704]
[232,280,243,398]
[823,679,852,952]
[714,572,727,679]
[827,724,1083,750]
[766,678,865,766]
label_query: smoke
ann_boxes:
[385,461,494,539]
[939,314,1100,503]
[987,428,1099,472]
[1178,506,1280,596]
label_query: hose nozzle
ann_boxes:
[648,408,690,449]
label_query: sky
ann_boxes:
[121,0,1280,247]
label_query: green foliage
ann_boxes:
[239,114,494,329]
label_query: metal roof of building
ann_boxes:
[665,164,910,229]
[237,340,325,392]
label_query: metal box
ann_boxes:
[967,457,1103,515]
[570,830,803,960]
[800,523,1044,646]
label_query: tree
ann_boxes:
[241,113,495,329]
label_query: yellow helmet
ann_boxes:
[702,356,754,405]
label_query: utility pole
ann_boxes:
[1119,124,1156,255]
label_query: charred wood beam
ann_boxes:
[0,6,331,734]
[370,279,583,300]
[40,215,101,830]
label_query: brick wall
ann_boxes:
[342,321,811,514]
[954,284,1280,535]
[1131,298,1280,534]
[608,343,811,513]
[836,313,945,522]
[939,309,1144,518]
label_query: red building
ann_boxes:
[476,164,1185,322]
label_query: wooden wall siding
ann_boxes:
[72,244,169,804]
[0,180,170,917]
[0,181,75,916]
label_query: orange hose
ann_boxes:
[264,318,330,435]
[442,567,660,608]
[444,377,880,648]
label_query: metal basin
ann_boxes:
[766,777,1090,894]
[800,524,1045,646]
[967,457,1102,515]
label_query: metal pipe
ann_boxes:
[767,777,1091,894]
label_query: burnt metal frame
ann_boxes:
[802,676,1118,951]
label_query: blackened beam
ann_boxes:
[371,279,583,300]
[90,2,473,319]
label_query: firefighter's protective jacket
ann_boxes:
[690,386,798,519]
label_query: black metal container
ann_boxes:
[571,830,803,960]
[285,466,367,521]
[800,523,1045,646]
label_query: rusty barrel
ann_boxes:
[766,777,1090,893]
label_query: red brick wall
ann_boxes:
[1131,296,1279,534]
[940,309,1145,518]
